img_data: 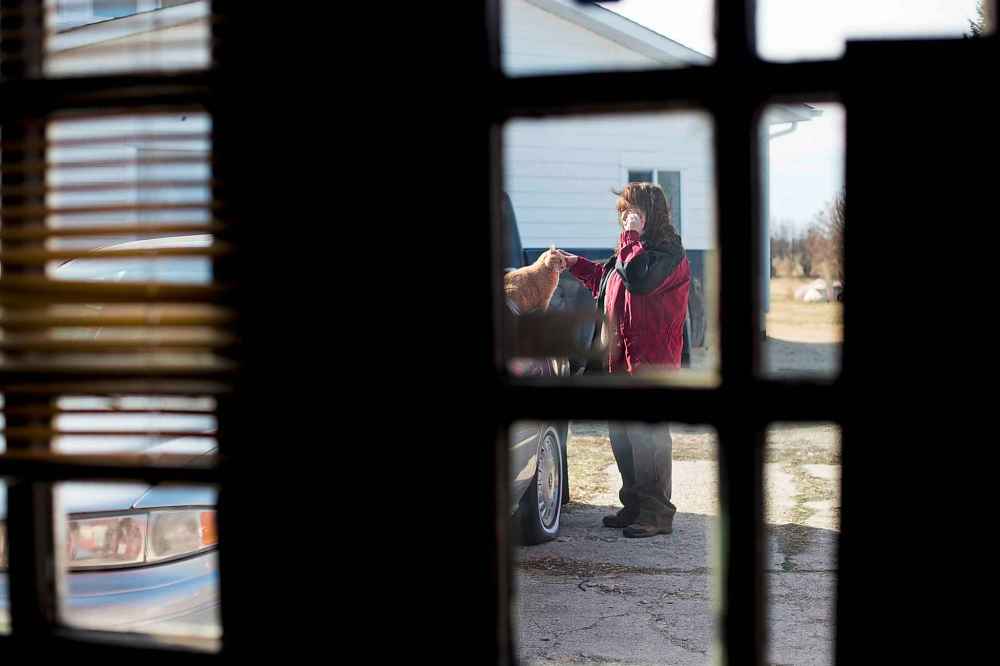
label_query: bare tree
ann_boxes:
[801,189,846,282]
[770,202,846,280]
[798,231,814,277]
[821,189,846,282]
[969,0,988,36]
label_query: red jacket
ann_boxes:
[570,230,690,374]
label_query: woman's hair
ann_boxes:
[613,181,681,251]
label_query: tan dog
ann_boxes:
[504,247,566,314]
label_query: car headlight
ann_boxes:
[1,510,217,572]
[64,509,217,570]
[146,510,217,563]
[68,514,149,568]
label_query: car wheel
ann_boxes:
[518,425,563,545]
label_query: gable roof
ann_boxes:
[522,0,712,66]
[521,0,819,123]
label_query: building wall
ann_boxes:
[504,113,716,252]
[502,0,715,253]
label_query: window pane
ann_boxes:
[46,0,211,77]
[92,0,140,19]
[46,111,214,282]
[766,423,841,665]
[656,171,682,237]
[627,170,653,183]
[513,421,720,663]
[758,0,991,62]
[55,481,220,649]
[502,111,719,384]
[7,111,232,386]
[502,0,714,77]
[51,394,217,456]
[761,103,844,380]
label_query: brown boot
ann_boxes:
[602,507,639,528]
[623,522,672,538]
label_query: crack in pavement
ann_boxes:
[640,603,710,656]
[518,556,711,577]
[538,612,636,651]
[555,611,632,639]
[520,558,834,579]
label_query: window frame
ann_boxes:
[0,0,996,661]
[0,0,223,658]
[484,1,1000,665]
[625,166,683,236]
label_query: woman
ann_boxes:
[556,182,690,538]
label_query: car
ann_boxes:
[501,184,697,544]
[506,353,570,545]
[503,193,572,545]
[0,234,220,641]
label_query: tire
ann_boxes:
[517,425,564,545]
[558,422,570,506]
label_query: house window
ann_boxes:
[627,169,683,236]
[92,0,139,18]
[55,0,166,26]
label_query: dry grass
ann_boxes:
[566,422,616,504]
[767,278,843,344]
[566,423,718,505]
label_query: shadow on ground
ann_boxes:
[764,338,841,380]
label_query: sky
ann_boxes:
[600,0,983,230]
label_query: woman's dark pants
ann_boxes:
[608,422,676,529]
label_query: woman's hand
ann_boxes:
[554,249,579,268]
[541,247,568,273]
[622,211,645,233]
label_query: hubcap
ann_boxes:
[536,432,561,529]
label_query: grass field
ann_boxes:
[766,277,843,344]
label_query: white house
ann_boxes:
[41,0,815,322]
[502,0,820,320]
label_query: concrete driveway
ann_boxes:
[515,421,840,666]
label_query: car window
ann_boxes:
[17,245,220,457]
